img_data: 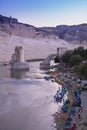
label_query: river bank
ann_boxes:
[47,64,87,130]
[0,61,87,130]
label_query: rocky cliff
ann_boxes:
[0,15,36,37]
[0,15,58,39]
[55,24,87,43]
[0,15,87,44]
[40,24,87,44]
[0,15,87,62]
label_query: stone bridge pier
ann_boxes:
[10,46,29,70]
[40,54,56,70]
[40,47,67,70]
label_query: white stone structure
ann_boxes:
[10,46,29,70]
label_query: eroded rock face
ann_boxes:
[0,15,37,38]
[55,24,87,43]
[0,15,87,43]
[0,15,59,39]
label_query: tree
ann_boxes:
[78,63,87,78]
[73,47,85,58]
[61,50,73,63]
[85,48,87,59]
[69,54,82,66]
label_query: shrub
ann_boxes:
[73,47,85,58]
[61,50,73,63]
[69,54,82,66]
[79,63,87,78]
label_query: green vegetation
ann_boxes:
[76,63,87,78]
[73,47,85,58]
[54,47,87,79]
[61,50,73,64]
[69,54,82,66]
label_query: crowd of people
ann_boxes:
[54,80,83,130]
[44,71,83,130]
[53,73,83,130]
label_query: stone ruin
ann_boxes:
[40,54,55,70]
[40,47,67,70]
[10,46,29,70]
[57,47,67,56]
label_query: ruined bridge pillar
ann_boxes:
[15,46,24,62]
[10,46,29,70]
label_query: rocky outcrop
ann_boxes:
[0,15,59,39]
[0,15,87,43]
[0,15,18,24]
[39,24,87,43]
[55,24,87,43]
[0,15,36,37]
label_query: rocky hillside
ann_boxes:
[0,15,58,39]
[0,15,87,44]
[0,15,87,62]
[55,24,87,43]
[40,24,87,44]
